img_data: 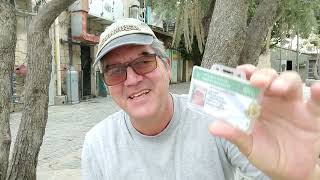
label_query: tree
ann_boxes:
[238,0,280,66]
[153,0,320,68]
[201,0,250,68]
[153,0,214,54]
[0,1,16,180]
[278,0,320,39]
[0,0,76,179]
[190,0,282,68]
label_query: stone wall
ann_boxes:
[55,11,72,95]
[12,1,34,111]
[270,47,310,81]
[12,0,143,107]
[15,15,29,65]
[57,10,105,98]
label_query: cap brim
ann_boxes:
[94,34,154,66]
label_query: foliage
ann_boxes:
[178,36,202,65]
[152,0,320,56]
[34,0,47,12]
[273,0,320,41]
[152,0,266,53]
[152,0,210,53]
[247,0,262,25]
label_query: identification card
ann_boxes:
[188,65,261,133]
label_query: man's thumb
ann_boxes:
[209,120,253,157]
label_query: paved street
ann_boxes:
[9,82,190,180]
[9,82,312,180]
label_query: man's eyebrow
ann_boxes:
[140,51,155,56]
[103,51,155,68]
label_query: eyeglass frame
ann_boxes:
[100,53,158,86]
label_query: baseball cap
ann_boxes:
[94,18,157,66]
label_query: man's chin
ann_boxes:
[128,109,155,121]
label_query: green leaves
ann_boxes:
[152,0,209,52]
[152,0,320,53]
[278,0,319,38]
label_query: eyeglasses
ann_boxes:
[103,54,157,86]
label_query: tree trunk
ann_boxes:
[239,0,280,65]
[201,0,249,68]
[6,0,76,179]
[0,1,16,180]
[202,0,216,39]
[257,27,272,69]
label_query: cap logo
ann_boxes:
[99,25,141,50]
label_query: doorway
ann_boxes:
[286,60,292,70]
[280,60,293,72]
[80,45,91,98]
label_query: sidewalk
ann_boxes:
[9,82,313,180]
[9,82,190,180]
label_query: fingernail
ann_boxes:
[271,78,288,92]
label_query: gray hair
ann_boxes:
[150,38,169,65]
[98,38,169,73]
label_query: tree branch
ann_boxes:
[202,0,216,38]
[0,2,16,180]
[239,0,281,65]
[6,0,76,179]
[201,0,249,68]
[30,0,77,32]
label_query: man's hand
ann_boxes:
[209,64,320,180]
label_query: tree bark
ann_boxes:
[6,0,76,179]
[0,2,16,180]
[257,27,272,69]
[202,0,216,39]
[239,0,280,65]
[201,0,249,68]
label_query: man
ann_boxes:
[82,18,320,180]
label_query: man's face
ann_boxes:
[101,45,172,121]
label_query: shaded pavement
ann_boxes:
[9,83,190,180]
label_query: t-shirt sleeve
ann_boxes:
[81,134,104,180]
[219,138,270,180]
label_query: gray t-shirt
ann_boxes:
[81,94,269,180]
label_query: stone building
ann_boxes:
[270,47,318,81]
[13,0,186,108]
[11,0,35,111]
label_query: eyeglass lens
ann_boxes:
[104,54,157,86]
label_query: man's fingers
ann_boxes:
[209,120,253,157]
[311,82,320,104]
[306,83,320,116]
[268,71,303,100]
[249,68,278,90]
[236,64,256,80]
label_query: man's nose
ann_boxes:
[124,66,143,86]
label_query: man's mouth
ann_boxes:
[129,89,151,99]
